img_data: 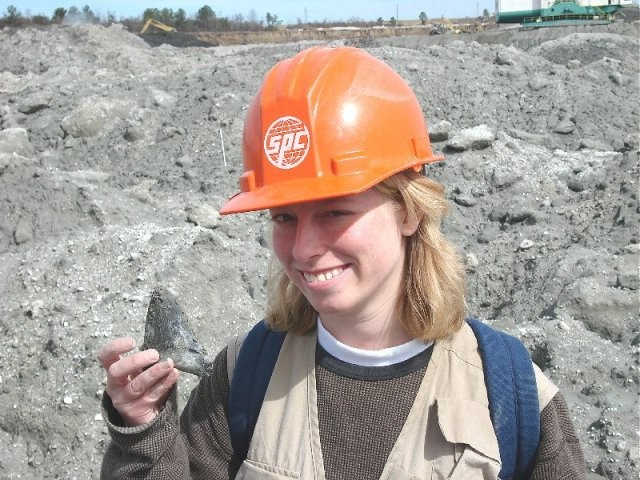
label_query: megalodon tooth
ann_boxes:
[141,288,213,376]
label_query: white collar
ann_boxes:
[317,318,431,367]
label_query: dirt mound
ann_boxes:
[0,22,638,479]
[530,32,639,65]
[618,5,640,22]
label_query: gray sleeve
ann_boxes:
[100,347,234,480]
[529,392,587,480]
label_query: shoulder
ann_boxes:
[437,321,558,410]
[225,332,248,386]
[532,363,559,412]
[436,322,484,369]
[431,323,487,402]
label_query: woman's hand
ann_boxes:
[98,337,180,426]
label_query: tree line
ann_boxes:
[0,4,459,31]
[0,4,287,31]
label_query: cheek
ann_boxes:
[337,226,382,265]
[345,213,403,260]
[271,228,292,265]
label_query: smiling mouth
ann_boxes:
[302,266,347,284]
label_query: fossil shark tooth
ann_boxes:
[141,288,213,376]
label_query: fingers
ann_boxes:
[98,337,136,370]
[108,349,160,385]
[98,338,180,426]
[111,363,180,426]
[129,358,174,397]
[147,366,180,403]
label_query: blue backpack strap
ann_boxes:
[228,320,286,463]
[467,318,540,480]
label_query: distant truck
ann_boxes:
[495,0,632,24]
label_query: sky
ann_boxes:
[1,0,497,24]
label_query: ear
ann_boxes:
[399,206,420,237]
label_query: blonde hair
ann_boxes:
[265,169,466,341]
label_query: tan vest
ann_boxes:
[227,323,558,480]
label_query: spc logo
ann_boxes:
[264,116,310,170]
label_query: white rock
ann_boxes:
[150,88,176,108]
[553,118,575,134]
[519,239,535,250]
[0,128,34,157]
[63,395,73,405]
[466,253,480,268]
[446,124,495,151]
[0,152,34,173]
[67,170,111,183]
[187,204,221,229]
[61,98,133,138]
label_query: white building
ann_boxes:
[495,0,632,23]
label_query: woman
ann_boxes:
[99,46,586,479]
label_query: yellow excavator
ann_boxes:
[140,18,176,34]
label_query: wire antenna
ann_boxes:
[219,128,227,167]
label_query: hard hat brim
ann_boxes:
[219,157,442,215]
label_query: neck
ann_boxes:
[318,298,411,350]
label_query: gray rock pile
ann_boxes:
[0,21,637,479]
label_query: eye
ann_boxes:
[270,212,295,224]
[326,210,350,218]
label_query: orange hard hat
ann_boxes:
[220,46,443,215]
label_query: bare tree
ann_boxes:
[5,5,21,25]
[265,12,281,29]
[67,6,80,22]
[82,5,97,23]
[52,7,66,23]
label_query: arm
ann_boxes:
[529,393,587,480]
[100,348,235,480]
[101,387,190,479]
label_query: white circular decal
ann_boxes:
[263,116,310,170]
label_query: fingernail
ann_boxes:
[166,358,174,368]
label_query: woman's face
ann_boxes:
[270,188,417,321]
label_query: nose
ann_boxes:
[291,216,324,264]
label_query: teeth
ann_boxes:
[303,267,344,283]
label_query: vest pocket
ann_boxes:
[235,459,300,479]
[432,398,501,480]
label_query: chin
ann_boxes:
[309,298,355,317]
